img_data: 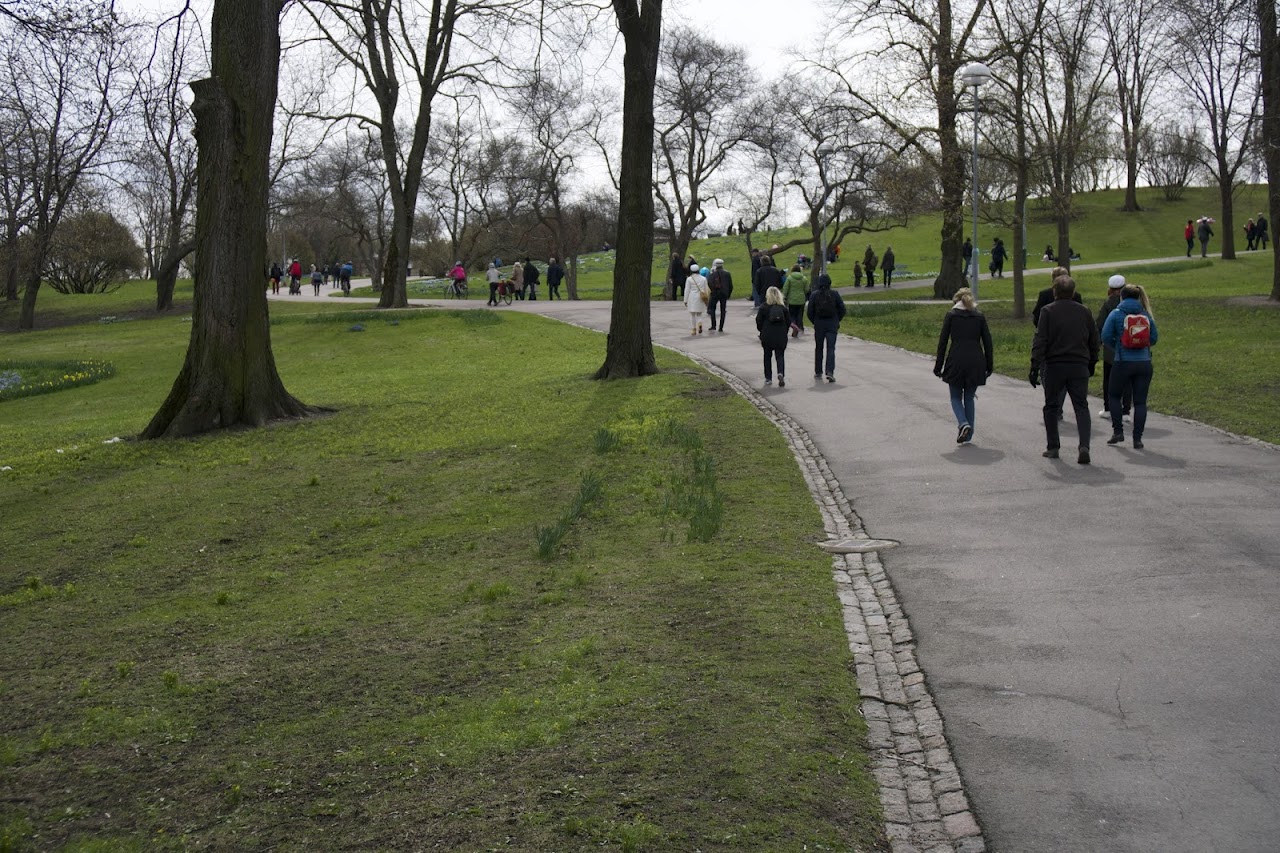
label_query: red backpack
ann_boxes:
[1120,313,1150,349]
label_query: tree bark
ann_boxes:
[1262,0,1280,300]
[142,0,312,439]
[155,239,194,312]
[596,0,661,380]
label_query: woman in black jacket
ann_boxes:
[755,286,791,387]
[934,287,994,443]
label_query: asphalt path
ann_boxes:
[272,273,1280,853]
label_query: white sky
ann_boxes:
[667,0,825,79]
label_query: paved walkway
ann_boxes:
[272,284,1280,852]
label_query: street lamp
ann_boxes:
[817,144,834,277]
[958,61,992,298]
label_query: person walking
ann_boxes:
[522,257,540,300]
[756,285,790,387]
[1244,219,1257,251]
[753,254,784,313]
[546,257,564,299]
[1184,219,1195,257]
[1030,275,1100,464]
[486,262,501,305]
[806,273,847,382]
[962,238,973,277]
[863,245,878,288]
[706,258,733,332]
[509,261,524,300]
[684,263,709,335]
[1031,266,1082,328]
[311,264,322,295]
[749,247,763,306]
[1101,283,1158,450]
[668,252,686,301]
[1256,213,1269,250]
[1095,274,1132,420]
[989,238,1007,277]
[881,246,896,288]
[933,287,993,443]
[269,261,282,295]
[782,263,809,336]
[853,260,863,288]
[1196,217,1214,257]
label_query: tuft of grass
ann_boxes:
[592,427,621,453]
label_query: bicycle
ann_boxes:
[493,279,515,305]
[446,278,468,299]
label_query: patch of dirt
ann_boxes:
[1225,295,1280,308]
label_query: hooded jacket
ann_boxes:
[1101,297,1158,362]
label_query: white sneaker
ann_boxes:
[1098,408,1108,417]
[764,378,772,386]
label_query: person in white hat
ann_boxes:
[705,259,733,332]
[1095,275,1132,419]
[683,263,709,335]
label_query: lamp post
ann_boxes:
[958,61,992,299]
[817,144,834,278]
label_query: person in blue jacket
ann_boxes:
[1101,284,1158,449]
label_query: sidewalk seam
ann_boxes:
[688,355,988,853]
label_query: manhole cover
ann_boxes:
[818,538,900,554]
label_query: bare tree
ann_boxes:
[1170,0,1260,260]
[125,12,201,311]
[829,0,988,299]
[0,110,34,302]
[652,25,754,293]
[596,0,661,379]
[296,0,526,309]
[0,6,128,330]
[143,0,314,439]
[1099,0,1169,212]
[1026,0,1112,268]
[984,0,1049,318]
[1141,123,1204,200]
[1259,0,1280,299]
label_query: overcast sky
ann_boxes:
[668,0,825,78]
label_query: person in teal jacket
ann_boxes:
[781,264,809,336]
[1100,284,1158,449]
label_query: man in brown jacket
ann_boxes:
[1031,275,1099,464]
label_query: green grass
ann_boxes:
[0,308,886,851]
[839,253,1280,444]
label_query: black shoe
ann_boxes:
[957,424,972,444]
[1133,439,1144,450]
[1043,449,1059,459]
[825,374,835,383]
[1078,448,1091,465]
[1107,433,1124,445]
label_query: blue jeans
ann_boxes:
[949,384,976,429]
[814,327,838,376]
[1110,360,1153,439]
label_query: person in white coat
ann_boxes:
[684,263,709,334]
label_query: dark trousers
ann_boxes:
[1101,360,1131,414]
[865,268,875,286]
[763,344,786,381]
[548,283,561,299]
[814,327,838,376]
[1110,360,1153,440]
[788,304,805,332]
[708,291,728,329]
[488,282,498,304]
[883,269,893,287]
[1042,362,1092,450]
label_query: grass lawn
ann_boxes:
[0,307,886,851]
[837,254,1280,444]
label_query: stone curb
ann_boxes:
[687,355,988,853]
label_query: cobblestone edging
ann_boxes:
[690,357,988,853]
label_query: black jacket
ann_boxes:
[805,284,847,329]
[1031,285,1083,327]
[523,262,540,285]
[546,263,564,286]
[756,302,791,348]
[1032,298,1100,370]
[1094,291,1123,363]
[707,267,733,297]
[934,308,993,388]
[753,264,783,296]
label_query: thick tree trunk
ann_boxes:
[142,0,312,439]
[596,0,661,379]
[18,269,39,329]
[1011,187,1028,319]
[1122,143,1141,212]
[155,239,194,312]
[1218,174,1236,259]
[1262,0,1280,300]
[567,254,580,300]
[934,53,967,300]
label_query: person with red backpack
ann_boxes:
[1101,283,1158,450]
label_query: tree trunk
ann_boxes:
[934,57,967,300]
[596,0,661,380]
[142,0,312,439]
[18,267,40,329]
[1011,187,1028,319]
[155,239,194,312]
[379,236,401,306]
[1218,170,1236,260]
[567,254,580,300]
[1261,0,1280,300]
[1122,142,1141,212]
